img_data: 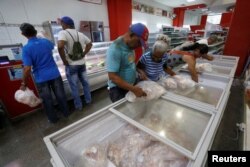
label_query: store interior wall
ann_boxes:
[0,0,110,45]
[224,0,250,76]
[183,11,201,26]
[132,0,173,32]
[107,0,132,40]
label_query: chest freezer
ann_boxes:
[162,70,233,112]
[44,96,225,167]
[198,55,239,67]
[182,60,237,77]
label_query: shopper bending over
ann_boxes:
[20,23,69,123]
[169,43,213,82]
[137,34,176,81]
[58,16,92,111]
[106,23,149,102]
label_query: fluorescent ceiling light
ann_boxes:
[187,0,196,2]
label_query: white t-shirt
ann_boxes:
[58,28,91,65]
[196,38,208,45]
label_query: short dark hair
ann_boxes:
[20,23,37,37]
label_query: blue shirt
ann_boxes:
[139,51,168,81]
[22,37,60,83]
[106,37,136,88]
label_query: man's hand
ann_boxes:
[132,86,147,97]
[20,83,26,91]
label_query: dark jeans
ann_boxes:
[109,87,128,103]
[36,76,69,122]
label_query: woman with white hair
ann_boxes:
[137,34,175,81]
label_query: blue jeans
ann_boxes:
[66,65,91,109]
[36,76,69,123]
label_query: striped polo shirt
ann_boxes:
[139,51,168,81]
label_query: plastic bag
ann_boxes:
[173,75,196,90]
[108,126,152,167]
[75,144,108,167]
[136,142,188,167]
[158,77,178,89]
[14,87,42,107]
[196,63,212,72]
[125,81,166,102]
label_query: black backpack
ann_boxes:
[66,30,84,61]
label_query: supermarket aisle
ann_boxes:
[0,79,245,167]
[0,87,112,167]
[210,78,245,150]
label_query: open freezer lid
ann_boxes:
[109,98,215,160]
[162,70,233,112]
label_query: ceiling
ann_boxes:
[153,0,236,14]
[153,0,216,8]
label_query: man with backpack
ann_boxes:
[58,16,92,111]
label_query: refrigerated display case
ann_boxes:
[52,41,112,100]
[42,21,62,44]
[181,60,237,77]
[44,54,237,167]
[44,93,230,167]
[163,70,233,112]
[195,55,239,77]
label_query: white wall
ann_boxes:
[132,0,173,33]
[183,11,201,26]
[0,0,110,45]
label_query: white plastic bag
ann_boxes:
[196,63,212,72]
[125,81,166,102]
[14,87,42,107]
[173,75,196,89]
[159,77,178,89]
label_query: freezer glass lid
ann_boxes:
[45,109,190,166]
[170,71,228,106]
[211,66,231,75]
[111,99,212,154]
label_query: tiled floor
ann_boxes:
[0,87,112,167]
[0,79,245,167]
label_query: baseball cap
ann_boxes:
[20,23,37,35]
[130,23,149,48]
[60,16,74,26]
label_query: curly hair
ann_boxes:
[152,34,170,53]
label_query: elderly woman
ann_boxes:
[137,34,175,81]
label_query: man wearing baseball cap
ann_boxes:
[106,23,149,102]
[57,16,92,112]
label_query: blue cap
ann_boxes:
[130,23,149,48]
[60,16,74,26]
